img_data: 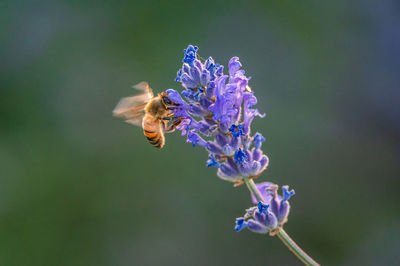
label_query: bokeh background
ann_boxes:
[1,1,399,265]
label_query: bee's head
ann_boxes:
[160,92,176,107]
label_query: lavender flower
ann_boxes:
[114,45,319,264]
[170,46,298,241]
[168,45,267,185]
[171,46,318,265]
[235,182,295,235]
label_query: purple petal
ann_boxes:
[205,81,215,97]
[228,57,242,76]
[198,122,217,137]
[253,133,266,149]
[207,154,220,168]
[248,161,261,176]
[219,120,229,133]
[235,218,248,232]
[222,144,235,156]
[183,63,190,74]
[252,148,262,161]
[215,133,229,147]
[257,202,269,214]
[206,142,222,154]
[282,186,295,201]
[259,155,269,169]
[205,57,215,70]
[194,59,203,71]
[217,163,240,181]
[269,187,280,217]
[182,45,198,65]
[189,64,201,85]
[254,211,267,224]
[234,148,248,164]
[277,201,290,224]
[181,73,198,89]
[247,220,268,234]
[230,136,241,150]
[166,89,188,106]
[200,69,210,86]
[199,94,212,109]
[216,65,224,76]
[264,212,278,230]
[177,118,191,135]
[187,130,207,147]
[250,182,275,204]
[189,104,206,116]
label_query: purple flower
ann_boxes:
[234,148,248,164]
[250,182,276,204]
[118,45,297,239]
[243,92,265,135]
[257,202,269,214]
[235,218,248,232]
[170,45,269,184]
[217,160,241,182]
[183,45,198,66]
[205,57,220,78]
[235,183,295,234]
[207,154,220,168]
[176,118,191,136]
[253,133,265,149]
[187,130,207,147]
[229,124,245,137]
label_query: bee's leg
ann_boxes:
[166,105,180,111]
[163,111,175,118]
[162,117,182,133]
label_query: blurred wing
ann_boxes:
[133,81,154,97]
[125,115,145,126]
[113,81,154,127]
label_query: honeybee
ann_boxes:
[113,82,182,148]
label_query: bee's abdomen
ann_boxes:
[144,129,165,148]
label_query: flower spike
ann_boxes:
[171,45,267,184]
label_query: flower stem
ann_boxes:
[243,177,320,266]
[243,177,265,202]
[277,228,319,266]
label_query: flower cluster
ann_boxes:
[235,182,295,235]
[114,45,316,264]
[167,45,268,185]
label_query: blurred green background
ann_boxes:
[1,0,399,265]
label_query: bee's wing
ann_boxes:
[113,81,154,127]
[125,115,145,127]
[133,81,154,97]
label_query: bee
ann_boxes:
[113,82,182,148]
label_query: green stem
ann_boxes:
[243,177,320,266]
[243,177,265,202]
[277,228,319,266]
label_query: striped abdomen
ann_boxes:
[144,129,165,148]
[143,116,165,148]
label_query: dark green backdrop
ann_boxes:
[1,1,399,265]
